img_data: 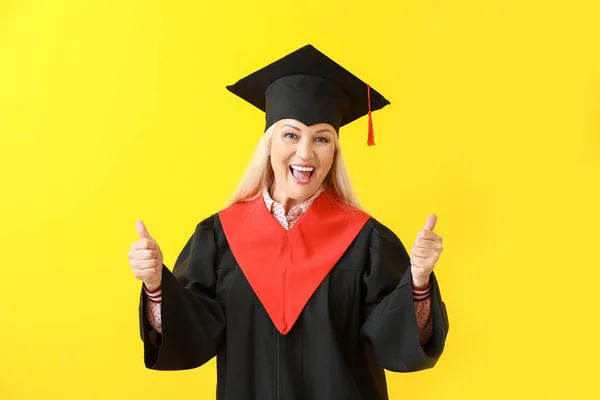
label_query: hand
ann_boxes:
[410,214,444,287]
[128,220,163,291]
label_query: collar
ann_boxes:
[262,186,325,215]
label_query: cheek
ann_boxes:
[318,148,335,174]
[270,144,290,175]
[270,156,284,176]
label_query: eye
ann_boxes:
[315,136,330,143]
[283,132,298,140]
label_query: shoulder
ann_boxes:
[193,213,218,229]
[195,198,263,243]
[363,217,397,240]
[217,196,264,221]
[361,217,409,251]
[190,213,226,243]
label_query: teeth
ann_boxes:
[290,165,315,172]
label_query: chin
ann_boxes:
[289,182,320,199]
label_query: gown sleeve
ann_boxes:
[138,215,226,371]
[359,219,449,372]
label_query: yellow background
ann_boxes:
[1,0,599,399]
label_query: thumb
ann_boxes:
[424,214,437,231]
[136,220,153,240]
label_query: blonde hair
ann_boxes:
[226,121,363,210]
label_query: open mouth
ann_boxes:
[289,165,315,184]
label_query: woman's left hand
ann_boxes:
[410,214,444,287]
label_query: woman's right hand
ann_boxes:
[128,220,163,291]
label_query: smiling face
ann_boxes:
[269,119,336,208]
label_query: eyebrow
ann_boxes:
[282,124,300,131]
[316,129,334,135]
[282,124,333,135]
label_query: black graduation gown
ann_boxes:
[139,207,449,400]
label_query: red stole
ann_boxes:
[218,191,370,334]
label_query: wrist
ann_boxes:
[412,274,432,302]
[411,274,431,290]
[143,281,161,293]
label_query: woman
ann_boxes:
[128,44,449,400]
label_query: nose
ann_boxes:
[296,137,314,160]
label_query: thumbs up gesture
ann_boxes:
[410,214,444,288]
[128,220,163,291]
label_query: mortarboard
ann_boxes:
[226,44,390,146]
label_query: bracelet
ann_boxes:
[412,280,432,302]
[413,288,432,302]
[143,283,162,303]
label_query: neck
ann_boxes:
[269,185,320,213]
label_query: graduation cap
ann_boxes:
[226,44,390,146]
